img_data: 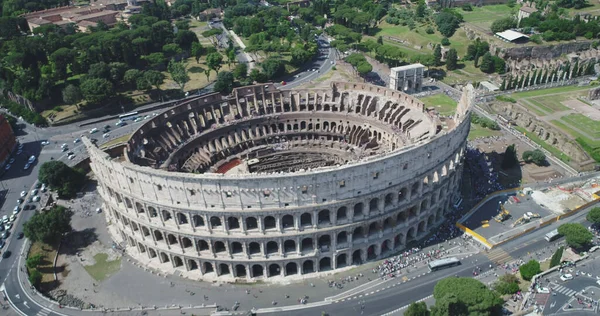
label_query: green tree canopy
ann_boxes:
[26,254,44,269]
[491,17,517,33]
[501,144,519,169]
[445,48,458,70]
[38,160,86,198]
[558,223,594,249]
[206,52,224,73]
[522,150,546,166]
[167,59,189,91]
[479,52,495,73]
[213,71,235,94]
[62,84,82,104]
[80,78,114,104]
[406,301,430,316]
[434,11,462,38]
[29,269,43,287]
[261,57,285,80]
[431,277,503,316]
[23,205,73,244]
[519,259,541,281]
[587,207,600,225]
[233,63,248,80]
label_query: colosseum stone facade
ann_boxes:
[85,82,473,282]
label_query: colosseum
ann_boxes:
[85,82,473,282]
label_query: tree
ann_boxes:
[431,277,502,316]
[522,149,546,166]
[479,52,494,73]
[261,57,285,80]
[213,71,235,94]
[124,69,143,87]
[491,17,516,33]
[62,84,82,104]
[406,301,430,316]
[23,205,73,244]
[519,259,541,281]
[26,254,44,269]
[499,78,506,91]
[233,63,248,80]
[206,52,223,73]
[587,207,600,225]
[226,49,237,68]
[249,68,268,83]
[558,223,594,249]
[501,144,518,169]
[356,62,373,75]
[87,62,111,80]
[38,161,86,199]
[80,78,114,104]
[434,11,462,38]
[143,70,165,91]
[168,59,189,91]
[433,45,442,66]
[191,42,204,64]
[29,269,43,287]
[445,48,458,70]
[550,246,564,268]
[416,0,427,18]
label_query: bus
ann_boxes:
[545,229,561,242]
[119,111,139,120]
[428,257,461,271]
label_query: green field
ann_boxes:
[513,126,571,163]
[468,123,502,140]
[508,85,591,99]
[419,94,457,115]
[461,4,516,28]
[83,253,122,282]
[561,114,600,138]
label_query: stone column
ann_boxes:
[259,216,265,234]
[276,215,282,233]
[241,216,247,235]
[223,216,229,234]
[178,236,185,253]
[205,215,213,234]
[279,238,284,256]
[312,211,317,229]
[296,237,301,255]
[294,215,300,231]
[347,232,353,247]
[260,242,266,258]
[188,211,195,232]
[173,210,180,229]
[331,211,337,226]
[378,197,385,214]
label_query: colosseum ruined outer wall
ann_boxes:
[85,82,473,281]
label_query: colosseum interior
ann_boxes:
[85,82,473,282]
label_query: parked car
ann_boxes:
[2,250,11,258]
[23,163,30,170]
[20,191,26,197]
[560,274,574,281]
[90,128,99,134]
[41,141,50,146]
[103,133,110,138]
[74,138,81,143]
[17,232,24,239]
[4,164,11,170]
[28,155,36,163]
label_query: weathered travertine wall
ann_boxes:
[493,41,595,60]
[589,87,600,101]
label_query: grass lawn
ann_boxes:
[468,124,503,140]
[508,85,591,100]
[161,56,234,91]
[519,100,548,116]
[461,4,517,28]
[41,104,80,120]
[561,114,600,138]
[28,241,59,292]
[419,93,457,115]
[513,125,571,163]
[442,61,490,85]
[100,134,131,149]
[83,253,122,282]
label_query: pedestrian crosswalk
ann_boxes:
[36,307,51,316]
[551,283,578,297]
[487,248,512,265]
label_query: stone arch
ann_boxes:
[302,260,315,274]
[418,220,426,234]
[352,249,363,264]
[115,194,123,204]
[369,198,379,212]
[284,240,296,253]
[318,234,331,249]
[396,211,407,224]
[394,233,404,248]
[252,264,264,277]
[428,214,435,227]
[281,215,294,229]
[353,226,365,240]
[192,215,205,227]
[399,187,408,202]
[407,227,416,240]
[148,248,157,258]
[337,231,348,244]
[231,242,243,254]
[219,263,230,276]
[301,237,314,252]
[135,202,145,213]
[266,241,279,255]
[319,257,332,271]
[177,212,188,225]
[381,239,392,255]
[421,199,429,212]
[160,252,169,263]
[141,226,150,237]
[300,212,312,226]
[246,217,258,230]
[162,210,172,221]
[214,241,226,253]
[227,217,240,230]
[285,262,298,276]
[210,216,222,228]
[318,209,331,225]
[124,197,133,209]
[173,256,184,267]
[336,206,348,222]
[384,193,394,208]
[188,259,199,270]
[368,221,380,237]
[235,264,247,277]
[268,263,281,277]
[411,182,420,196]
[148,206,158,217]
[383,217,394,231]
[409,205,418,218]
[153,230,164,242]
[203,262,214,274]
[354,202,364,217]
[367,244,377,260]
[248,242,261,255]
[181,237,192,248]
[264,216,276,230]
[337,253,348,268]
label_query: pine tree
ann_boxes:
[479,52,494,73]
[523,73,531,87]
[446,48,458,70]
[433,45,442,66]
[474,51,480,68]
[541,69,548,83]
[500,78,506,91]
[572,59,579,78]
[512,75,519,89]
[518,75,524,88]
[531,69,538,85]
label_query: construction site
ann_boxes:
[460,176,600,247]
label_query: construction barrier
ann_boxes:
[455,222,493,248]
[493,226,536,248]
[558,199,600,221]
[538,216,559,228]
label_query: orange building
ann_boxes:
[0,114,16,167]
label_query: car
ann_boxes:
[330,61,334,64]
[68,154,76,160]
[16,149,22,155]
[20,191,26,197]
[13,206,19,214]
[34,182,41,189]
[32,195,40,202]
[588,273,593,277]
[41,141,50,146]
[152,112,158,116]
[1,231,9,239]
[61,147,68,152]
[23,163,30,170]
[41,183,47,191]
[0,240,4,249]
[90,128,99,134]
[560,274,574,281]
[143,115,150,120]
[4,164,10,170]
[74,138,81,143]
[26,196,33,203]
[5,222,12,230]
[9,158,15,164]
[116,120,124,126]
[17,143,23,150]
[2,251,11,258]
[9,215,16,222]
[31,189,38,195]
[102,128,110,134]
[1,215,8,223]
[17,198,23,204]
[28,155,36,163]
[17,232,23,239]
[61,143,68,148]
[134,117,142,123]
[90,138,98,144]
[104,125,111,129]
[103,133,110,138]
[67,151,74,156]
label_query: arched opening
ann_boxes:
[337,254,348,268]
[246,217,258,230]
[284,240,296,253]
[397,211,407,224]
[319,257,332,271]
[124,198,133,209]
[384,193,393,208]
[381,239,392,255]
[177,213,188,225]
[428,214,435,227]
[352,249,362,264]
[353,226,365,241]
[337,231,348,245]
[281,215,294,229]
[266,241,278,255]
[318,235,331,251]
[409,205,418,218]
[407,227,415,241]
[354,203,364,217]
[227,217,240,230]
[367,245,377,260]
[148,207,158,217]
[188,259,198,270]
[301,238,314,252]
[204,262,214,273]
[252,264,264,277]
[148,248,157,258]
[160,252,170,263]
[219,263,230,276]
[173,256,183,267]
[383,217,393,231]
[162,210,172,221]
[135,202,145,213]
[231,242,243,254]
[235,264,247,277]
[141,226,150,237]
[181,237,192,248]
[300,213,312,227]
[368,222,380,237]
[138,242,146,253]
[399,187,408,202]
[264,216,276,230]
[421,199,429,212]
[248,242,261,255]
[318,210,331,226]
[193,215,205,227]
[285,262,298,276]
[418,221,426,234]
[411,182,420,196]
[303,260,314,274]
[268,264,281,277]
[369,198,379,212]
[214,241,226,253]
[210,216,222,228]
[153,230,164,242]
[337,206,347,222]
[394,234,403,248]
[195,239,209,252]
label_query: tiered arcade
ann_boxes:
[85,82,472,281]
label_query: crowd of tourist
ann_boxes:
[464,145,505,201]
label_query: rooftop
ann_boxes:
[520,5,538,13]
[390,63,425,72]
[495,30,529,42]
[71,10,119,21]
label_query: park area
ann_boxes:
[419,93,457,115]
